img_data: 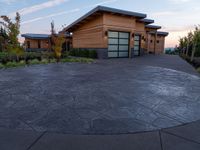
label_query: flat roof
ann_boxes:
[139,19,154,25]
[21,34,50,39]
[149,31,169,36]
[64,6,147,32]
[21,33,71,39]
[145,25,162,29]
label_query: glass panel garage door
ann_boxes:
[134,35,141,56]
[108,31,130,58]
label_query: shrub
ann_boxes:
[41,51,55,59]
[29,59,40,65]
[89,50,97,58]
[5,61,18,68]
[62,51,69,58]
[197,67,200,73]
[41,59,48,64]
[50,59,56,63]
[18,60,26,66]
[69,49,97,58]
[25,52,42,61]
[61,57,94,63]
[0,63,4,69]
[192,59,200,68]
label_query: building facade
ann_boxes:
[63,6,168,58]
[21,34,72,52]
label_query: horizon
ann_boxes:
[1,0,200,48]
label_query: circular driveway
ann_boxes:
[0,56,200,134]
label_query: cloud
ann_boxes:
[164,25,194,32]
[169,0,191,3]
[1,0,18,4]
[151,11,176,17]
[21,9,79,25]
[21,0,118,25]
[86,0,118,8]
[9,0,69,17]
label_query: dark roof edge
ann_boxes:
[139,19,154,24]
[149,31,169,36]
[64,5,147,31]
[21,33,50,39]
[145,25,162,29]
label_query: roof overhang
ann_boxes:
[21,34,50,40]
[64,6,147,32]
[138,19,154,25]
[149,31,169,36]
[145,25,162,29]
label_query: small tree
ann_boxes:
[191,26,200,61]
[186,31,193,56]
[0,12,23,61]
[50,21,65,62]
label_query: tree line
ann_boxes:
[177,25,200,61]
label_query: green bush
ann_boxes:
[29,59,40,65]
[50,59,56,63]
[18,60,26,66]
[69,49,97,58]
[41,59,48,64]
[61,57,94,63]
[5,61,18,68]
[62,52,69,58]
[197,67,200,73]
[0,63,4,69]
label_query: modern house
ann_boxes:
[21,33,72,52]
[62,6,168,58]
[22,6,168,58]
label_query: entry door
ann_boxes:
[134,35,141,56]
[108,31,130,58]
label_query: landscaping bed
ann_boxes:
[0,51,94,69]
[180,54,200,73]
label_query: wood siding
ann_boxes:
[72,15,105,48]
[25,39,50,49]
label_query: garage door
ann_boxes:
[133,35,141,56]
[108,31,130,58]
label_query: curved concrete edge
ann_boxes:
[1,120,200,150]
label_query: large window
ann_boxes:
[108,31,130,58]
[134,35,141,56]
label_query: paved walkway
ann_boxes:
[0,54,200,149]
[1,120,200,150]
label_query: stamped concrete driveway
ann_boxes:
[0,54,200,134]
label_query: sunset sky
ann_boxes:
[0,0,200,48]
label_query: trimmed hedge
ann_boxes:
[69,49,97,58]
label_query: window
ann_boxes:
[38,40,41,48]
[27,41,30,48]
[150,40,153,43]
[157,40,160,43]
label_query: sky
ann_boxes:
[0,0,200,48]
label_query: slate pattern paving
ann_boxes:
[0,55,200,134]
